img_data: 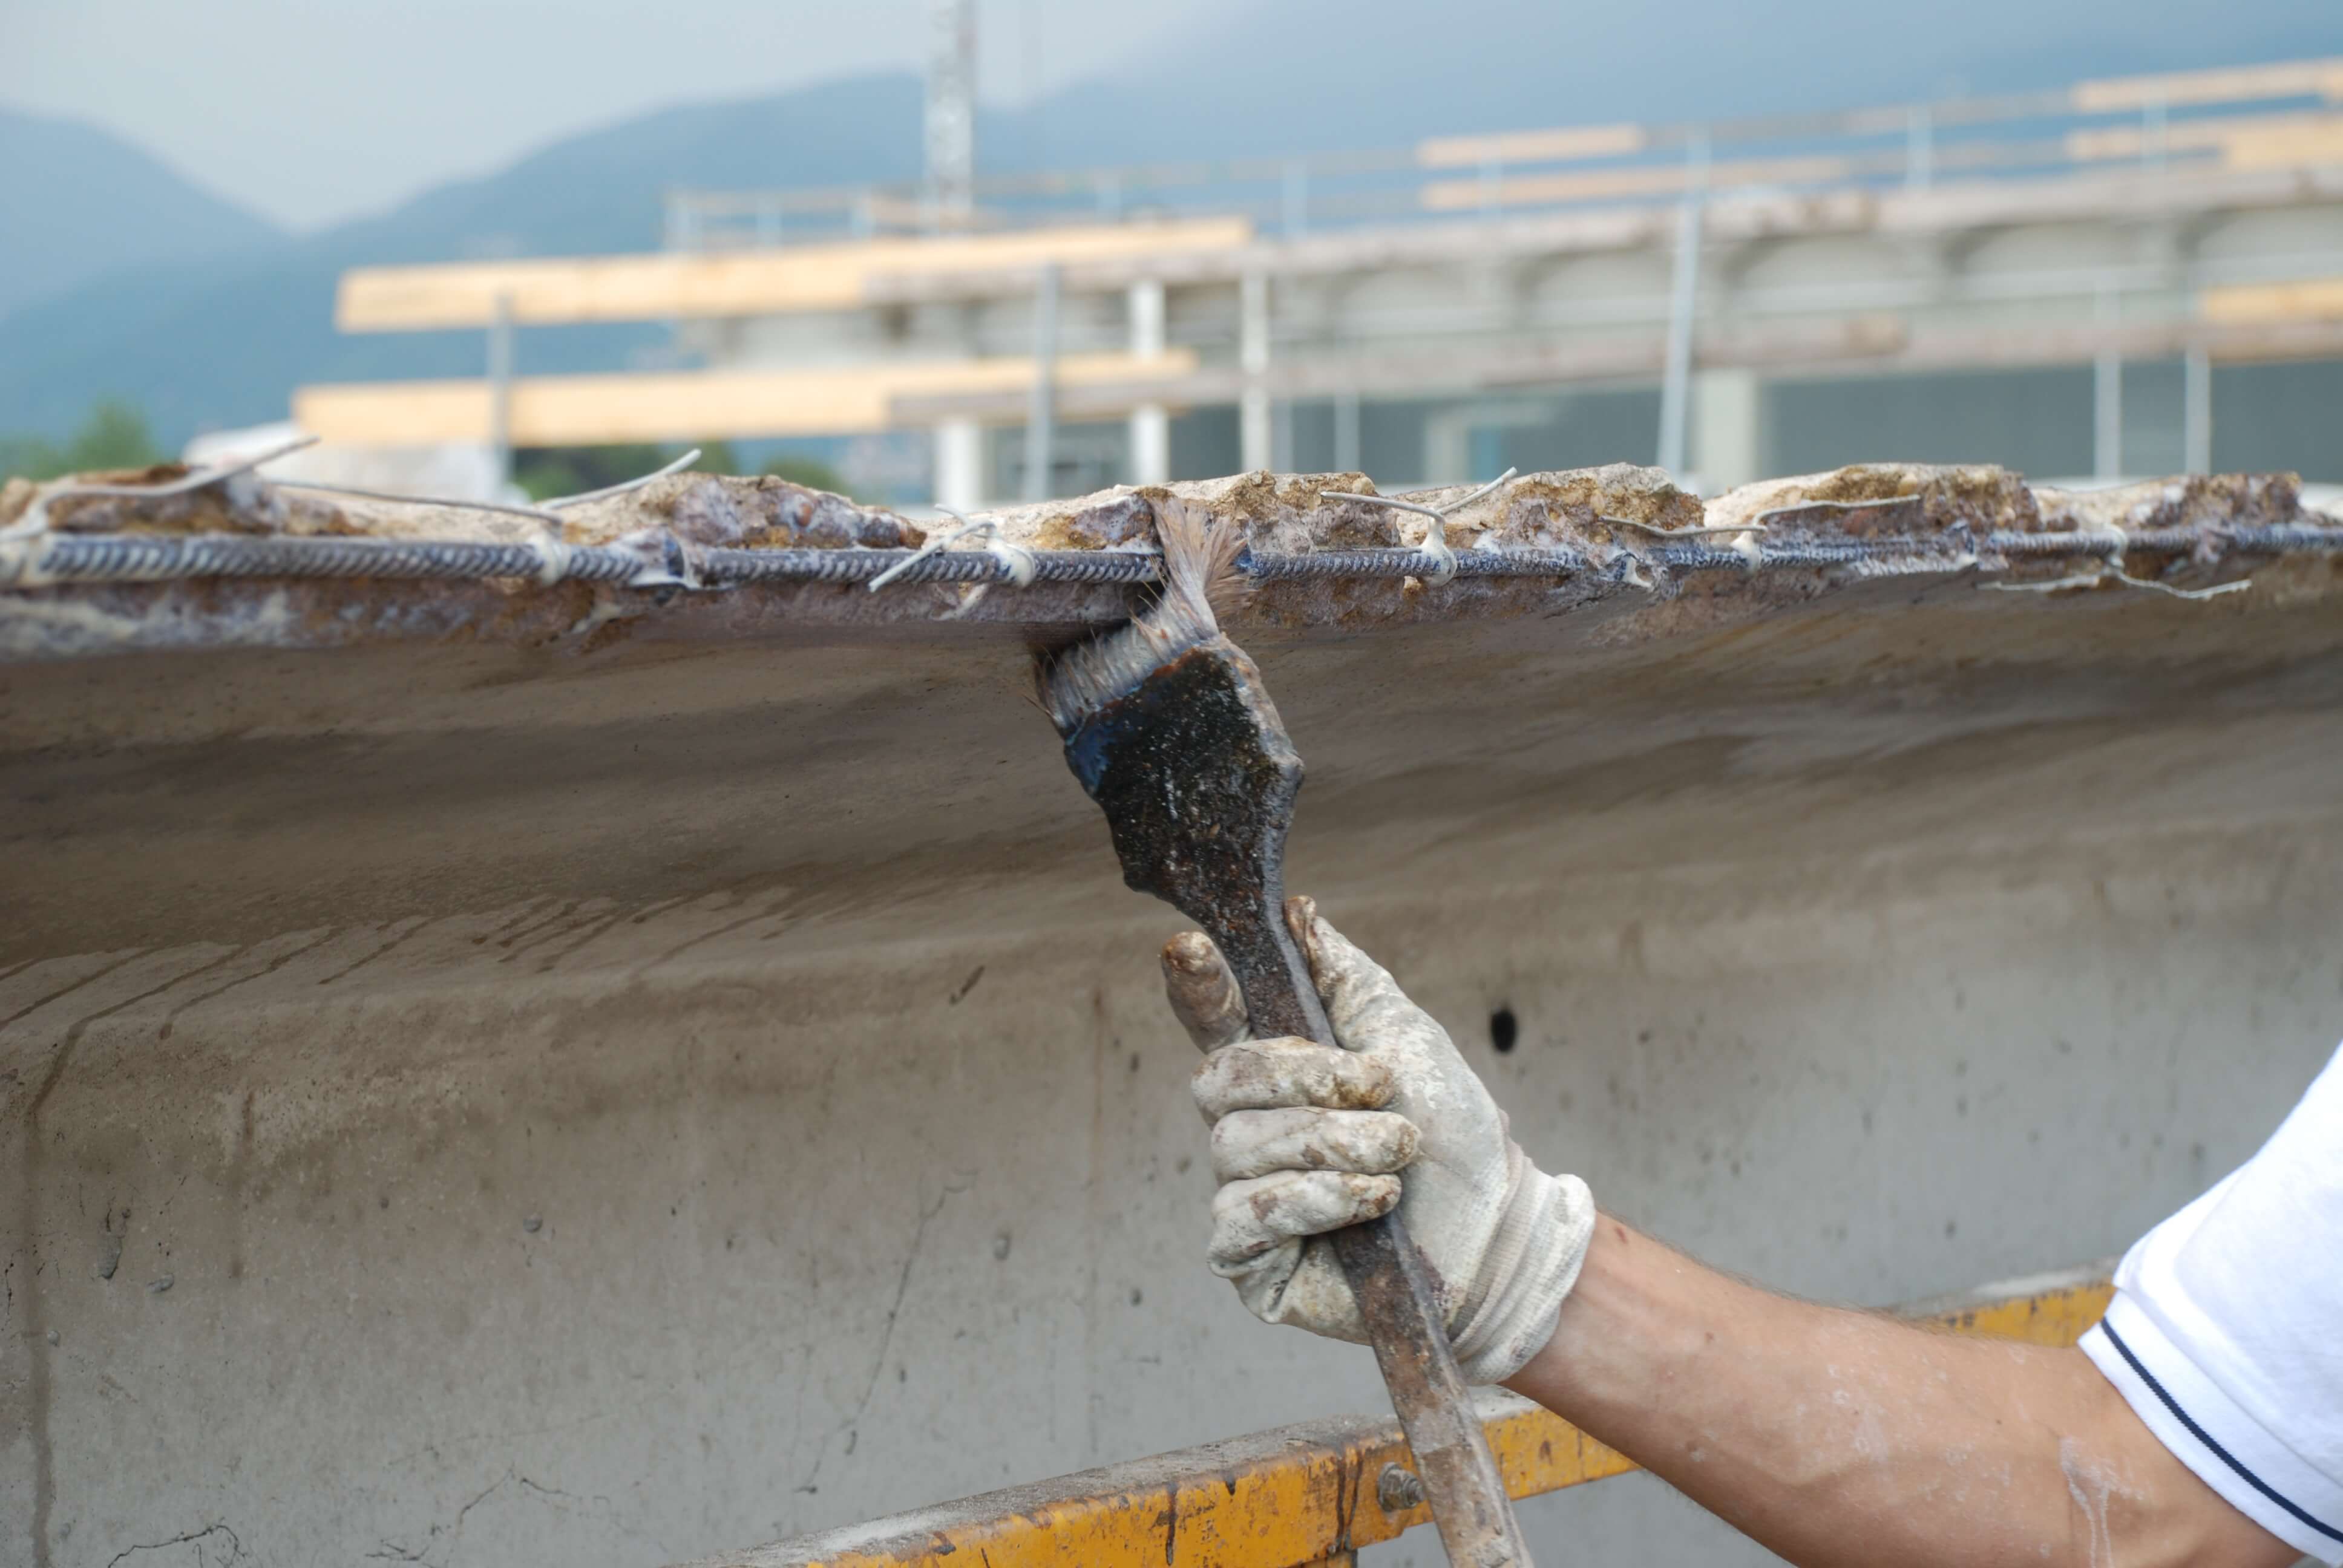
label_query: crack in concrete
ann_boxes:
[103,1522,246,1568]
[531,906,635,973]
[315,916,431,987]
[382,1409,618,1472]
[631,888,801,981]
[794,1175,972,1498]
[500,900,617,966]
[156,930,338,1040]
[363,1466,638,1568]
[467,900,555,950]
[18,945,250,1568]
[364,1469,511,1568]
[492,900,582,956]
[0,949,150,1038]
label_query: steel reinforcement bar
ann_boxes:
[6,526,2341,594]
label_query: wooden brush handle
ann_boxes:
[1207,903,1535,1568]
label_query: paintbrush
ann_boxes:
[1038,499,1532,1568]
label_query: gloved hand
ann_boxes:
[1162,895,1596,1384]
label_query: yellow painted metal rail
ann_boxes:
[677,1270,2112,1568]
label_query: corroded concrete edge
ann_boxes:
[672,1271,2115,1568]
[1,462,2333,662]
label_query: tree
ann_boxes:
[0,400,163,481]
[64,402,163,471]
[511,442,670,501]
[511,440,756,501]
[762,454,848,494]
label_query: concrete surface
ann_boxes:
[4,560,2341,1568]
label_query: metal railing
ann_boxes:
[662,56,2343,251]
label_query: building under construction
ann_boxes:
[278,50,2343,505]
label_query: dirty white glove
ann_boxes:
[1162,895,1595,1384]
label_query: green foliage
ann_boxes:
[0,400,164,481]
[65,402,163,471]
[510,439,778,501]
[761,454,848,494]
[509,441,853,501]
[510,442,669,501]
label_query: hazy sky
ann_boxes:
[0,1,1221,231]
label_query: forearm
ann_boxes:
[1505,1217,2293,1568]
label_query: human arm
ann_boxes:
[1506,1216,2298,1568]
[1168,896,2301,1568]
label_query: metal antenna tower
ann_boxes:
[925,0,977,222]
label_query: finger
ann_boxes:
[1192,1038,1395,1122]
[1283,895,1420,1049]
[1211,1106,1420,1181]
[1207,1171,1401,1270]
[1161,931,1248,1052]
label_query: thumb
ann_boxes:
[1161,931,1250,1052]
[1283,896,1419,1053]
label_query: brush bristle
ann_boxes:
[1039,498,1250,733]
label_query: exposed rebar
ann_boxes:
[7,521,2338,597]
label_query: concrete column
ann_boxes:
[1423,409,1472,486]
[923,0,977,220]
[1127,279,1169,486]
[1904,104,1933,192]
[1334,387,1362,475]
[1239,271,1271,473]
[2184,347,2213,475]
[1692,367,1763,494]
[1129,407,1170,488]
[1654,132,1709,480]
[1654,198,1702,480]
[2094,286,2122,483]
[1024,264,1060,503]
[485,292,514,493]
[934,419,985,512]
[2094,351,2123,482]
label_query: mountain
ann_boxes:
[0,108,281,323]
[994,0,2343,167]
[4,0,2341,449]
[0,74,928,449]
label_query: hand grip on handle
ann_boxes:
[1203,898,1534,1568]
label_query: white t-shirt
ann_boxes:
[2080,1042,2343,1565]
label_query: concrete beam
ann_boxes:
[335,217,1253,331]
[2072,55,2343,113]
[888,316,2343,428]
[853,164,2343,305]
[292,351,1198,446]
[6,462,2339,1568]
[892,319,1907,425]
[2203,273,2343,323]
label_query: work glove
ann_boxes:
[1162,895,1596,1384]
